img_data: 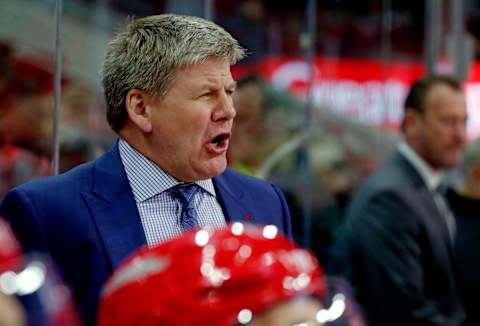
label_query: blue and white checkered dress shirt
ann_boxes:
[118,139,227,246]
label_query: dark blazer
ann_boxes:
[447,189,480,326]
[0,142,292,325]
[332,151,464,326]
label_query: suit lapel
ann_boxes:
[213,172,257,224]
[395,153,454,253]
[83,143,146,269]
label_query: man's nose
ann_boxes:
[212,93,236,121]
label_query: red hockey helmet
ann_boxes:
[99,223,327,326]
[0,218,22,272]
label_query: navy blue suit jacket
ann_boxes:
[0,143,292,325]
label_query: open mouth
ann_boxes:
[206,133,230,154]
[211,133,228,145]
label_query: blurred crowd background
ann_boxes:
[1,0,480,265]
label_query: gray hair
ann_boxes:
[101,14,246,131]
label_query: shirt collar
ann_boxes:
[118,138,216,202]
[398,141,444,192]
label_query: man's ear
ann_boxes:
[125,89,153,133]
[403,108,421,138]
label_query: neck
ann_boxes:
[118,128,154,162]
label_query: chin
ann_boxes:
[211,161,228,176]
[198,158,227,179]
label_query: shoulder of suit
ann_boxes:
[220,168,275,187]
[355,155,419,196]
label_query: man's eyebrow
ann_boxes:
[199,80,237,90]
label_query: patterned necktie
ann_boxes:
[169,183,199,230]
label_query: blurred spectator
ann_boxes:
[99,223,365,326]
[0,146,49,201]
[228,74,270,175]
[0,43,14,104]
[447,137,480,326]
[332,75,467,325]
[0,41,112,198]
[1,93,53,156]
[228,73,305,176]
[59,82,113,172]
[0,43,51,199]
[0,42,55,157]
[227,73,398,267]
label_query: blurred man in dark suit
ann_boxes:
[333,75,467,325]
[447,137,480,326]
[0,14,292,325]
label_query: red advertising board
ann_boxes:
[234,57,480,138]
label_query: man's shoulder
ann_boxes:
[361,153,417,192]
[216,168,292,237]
[346,153,431,221]
[346,154,419,213]
[214,168,286,202]
[217,168,275,188]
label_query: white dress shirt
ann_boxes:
[118,139,226,246]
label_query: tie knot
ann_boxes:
[169,183,198,207]
[169,183,199,204]
[169,183,199,230]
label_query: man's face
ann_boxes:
[147,57,236,181]
[410,83,468,170]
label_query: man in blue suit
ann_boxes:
[0,14,292,325]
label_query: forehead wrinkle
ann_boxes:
[197,77,236,91]
[202,82,237,92]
